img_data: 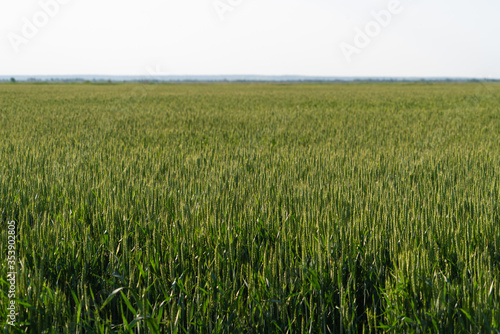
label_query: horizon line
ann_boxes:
[2,74,500,83]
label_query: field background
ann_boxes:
[1,83,499,332]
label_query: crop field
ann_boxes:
[1,82,500,333]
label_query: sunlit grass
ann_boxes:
[1,82,499,332]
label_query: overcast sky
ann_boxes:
[1,0,499,78]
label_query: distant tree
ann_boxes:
[10,77,16,83]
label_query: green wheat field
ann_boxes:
[1,82,499,333]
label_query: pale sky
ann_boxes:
[1,0,499,78]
